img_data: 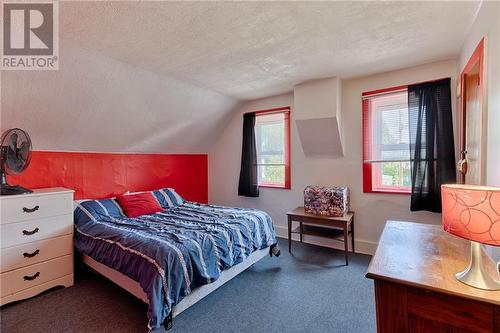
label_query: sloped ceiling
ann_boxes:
[1,47,238,153]
[1,1,481,153]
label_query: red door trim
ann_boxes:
[459,38,484,184]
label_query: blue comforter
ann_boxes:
[74,199,277,330]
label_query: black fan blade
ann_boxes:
[7,156,23,173]
[9,133,18,151]
[18,142,29,161]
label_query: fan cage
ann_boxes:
[0,128,33,176]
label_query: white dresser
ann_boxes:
[0,187,74,306]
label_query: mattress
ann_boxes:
[73,198,278,330]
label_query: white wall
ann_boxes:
[294,78,344,157]
[458,1,500,186]
[209,60,458,254]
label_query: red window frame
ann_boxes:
[254,106,291,189]
[362,85,411,194]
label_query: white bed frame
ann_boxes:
[81,246,270,318]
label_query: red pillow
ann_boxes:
[116,192,163,218]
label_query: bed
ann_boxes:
[73,188,279,331]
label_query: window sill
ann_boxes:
[259,184,291,190]
[366,189,411,195]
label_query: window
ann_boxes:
[254,107,291,189]
[362,87,411,194]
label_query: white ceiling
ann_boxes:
[1,1,482,153]
[60,1,481,100]
[1,46,237,153]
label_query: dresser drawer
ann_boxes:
[407,287,495,333]
[1,192,73,224]
[0,235,73,272]
[0,214,72,249]
[0,254,73,297]
[0,275,73,306]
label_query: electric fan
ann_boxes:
[0,128,33,195]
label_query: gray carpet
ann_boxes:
[1,239,375,333]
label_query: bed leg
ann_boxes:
[163,312,173,331]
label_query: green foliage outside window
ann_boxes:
[381,162,411,187]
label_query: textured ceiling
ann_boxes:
[60,1,481,100]
[1,46,237,153]
[1,1,482,153]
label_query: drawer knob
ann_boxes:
[23,272,40,281]
[23,249,40,258]
[22,205,40,213]
[22,227,39,236]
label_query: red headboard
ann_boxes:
[7,151,208,202]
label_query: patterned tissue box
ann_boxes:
[304,185,349,217]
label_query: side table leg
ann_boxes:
[351,217,355,253]
[288,216,292,253]
[299,222,303,243]
[344,225,349,266]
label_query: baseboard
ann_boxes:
[274,225,377,256]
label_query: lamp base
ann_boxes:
[456,241,500,291]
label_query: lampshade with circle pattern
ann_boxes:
[441,184,500,246]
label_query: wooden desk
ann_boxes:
[366,221,500,333]
[286,207,354,265]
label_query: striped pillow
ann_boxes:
[152,188,184,209]
[75,198,125,221]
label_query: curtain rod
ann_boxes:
[362,77,451,99]
[244,106,291,115]
[362,88,407,100]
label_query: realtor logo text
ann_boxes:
[2,1,59,70]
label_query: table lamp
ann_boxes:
[441,184,500,290]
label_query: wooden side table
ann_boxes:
[286,207,355,265]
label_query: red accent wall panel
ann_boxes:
[7,151,208,202]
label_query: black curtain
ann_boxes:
[408,78,456,213]
[238,112,259,197]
